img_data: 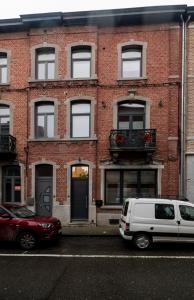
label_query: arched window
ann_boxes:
[0,52,8,83]
[71,101,91,138]
[118,101,145,130]
[35,102,54,138]
[36,47,55,80]
[71,46,92,79]
[0,104,10,135]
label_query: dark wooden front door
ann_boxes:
[71,165,89,221]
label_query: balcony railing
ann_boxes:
[109,129,156,152]
[0,134,16,157]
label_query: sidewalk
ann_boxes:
[61,225,119,236]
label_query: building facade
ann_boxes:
[0,6,185,225]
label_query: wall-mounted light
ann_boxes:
[102,101,106,108]
[159,100,164,108]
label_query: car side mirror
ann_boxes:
[1,213,12,219]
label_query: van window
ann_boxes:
[155,204,175,220]
[179,205,194,221]
[123,201,129,216]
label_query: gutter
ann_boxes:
[180,14,190,199]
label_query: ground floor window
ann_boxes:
[2,165,21,203]
[105,169,157,205]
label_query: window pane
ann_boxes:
[72,51,91,59]
[0,106,9,116]
[179,205,194,221]
[1,67,7,83]
[38,53,55,61]
[132,116,144,129]
[141,171,155,184]
[72,166,88,178]
[122,60,141,78]
[72,115,90,137]
[123,171,138,200]
[122,50,141,59]
[47,62,55,79]
[37,115,45,137]
[37,63,46,80]
[47,115,54,137]
[0,57,7,65]
[72,61,90,78]
[155,204,175,220]
[118,115,129,130]
[37,104,54,114]
[106,171,120,205]
[14,178,21,202]
[5,178,12,202]
[36,164,53,177]
[72,103,90,114]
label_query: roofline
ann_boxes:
[0,5,189,32]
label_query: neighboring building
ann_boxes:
[0,6,185,226]
[186,8,194,202]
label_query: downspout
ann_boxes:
[180,14,190,199]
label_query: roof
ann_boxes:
[0,5,189,33]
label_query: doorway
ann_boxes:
[35,164,53,216]
[71,165,89,221]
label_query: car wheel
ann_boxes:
[17,232,37,250]
[133,233,152,250]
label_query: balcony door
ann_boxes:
[118,101,145,130]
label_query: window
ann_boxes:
[121,46,142,78]
[105,170,157,205]
[0,105,10,135]
[179,205,194,221]
[118,101,145,130]
[71,46,91,78]
[155,204,175,220]
[0,207,7,216]
[0,52,7,83]
[35,102,54,138]
[71,102,91,138]
[2,165,21,203]
[36,48,55,80]
[123,201,129,217]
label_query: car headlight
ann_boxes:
[39,223,52,229]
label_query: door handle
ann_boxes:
[177,220,180,225]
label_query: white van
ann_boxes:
[119,198,194,250]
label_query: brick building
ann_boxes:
[0,6,185,226]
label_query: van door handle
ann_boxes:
[177,220,180,225]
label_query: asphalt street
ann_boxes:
[1,237,194,300]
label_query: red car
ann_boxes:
[0,203,62,250]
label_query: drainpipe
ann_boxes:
[180,14,190,199]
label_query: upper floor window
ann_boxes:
[118,101,145,130]
[0,52,8,84]
[121,46,142,78]
[35,102,54,138]
[0,104,10,135]
[71,102,91,138]
[71,46,91,79]
[36,48,55,80]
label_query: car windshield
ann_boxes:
[8,206,35,218]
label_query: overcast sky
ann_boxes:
[0,0,193,19]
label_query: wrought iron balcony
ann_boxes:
[109,129,156,153]
[0,134,16,159]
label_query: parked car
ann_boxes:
[119,198,194,250]
[0,203,62,250]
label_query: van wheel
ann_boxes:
[17,232,37,250]
[133,234,152,250]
